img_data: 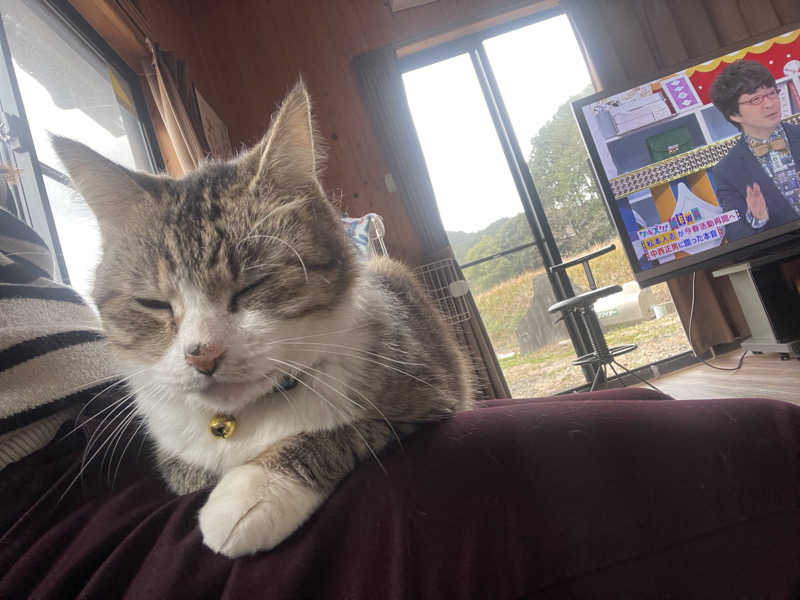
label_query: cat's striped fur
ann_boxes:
[52,81,473,558]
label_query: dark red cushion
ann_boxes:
[2,392,799,598]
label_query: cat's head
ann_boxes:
[53,81,359,412]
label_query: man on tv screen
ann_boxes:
[711,60,800,242]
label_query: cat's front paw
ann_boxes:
[198,463,323,558]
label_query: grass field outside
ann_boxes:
[498,312,690,397]
[466,240,691,397]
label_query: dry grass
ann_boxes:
[466,239,691,396]
[500,313,691,397]
[473,269,538,354]
[472,240,674,355]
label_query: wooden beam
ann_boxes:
[68,0,152,73]
[396,0,559,58]
[68,0,181,175]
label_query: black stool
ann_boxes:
[548,244,659,392]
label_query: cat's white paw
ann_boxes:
[198,463,323,558]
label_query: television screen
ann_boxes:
[572,28,800,287]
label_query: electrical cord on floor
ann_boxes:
[688,271,749,371]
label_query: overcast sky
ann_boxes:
[402,14,591,233]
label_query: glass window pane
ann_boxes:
[403,54,534,247]
[42,174,99,302]
[484,14,690,383]
[403,52,589,396]
[483,15,591,159]
[403,53,544,296]
[1,0,151,172]
[484,15,605,259]
[1,0,155,295]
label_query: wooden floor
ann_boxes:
[639,350,800,404]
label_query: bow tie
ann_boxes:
[750,137,787,157]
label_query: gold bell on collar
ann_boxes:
[209,415,236,439]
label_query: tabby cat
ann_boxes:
[52,81,473,558]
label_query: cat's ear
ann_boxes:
[50,135,159,229]
[244,78,324,189]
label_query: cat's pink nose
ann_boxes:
[185,342,225,375]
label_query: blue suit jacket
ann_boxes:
[712,121,800,242]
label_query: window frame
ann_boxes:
[0,0,163,283]
[398,8,699,391]
[399,7,599,380]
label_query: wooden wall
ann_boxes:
[126,0,542,265]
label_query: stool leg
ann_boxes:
[578,307,611,390]
[608,361,625,387]
[611,359,662,393]
[580,307,612,362]
[589,363,604,391]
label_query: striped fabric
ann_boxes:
[0,208,116,469]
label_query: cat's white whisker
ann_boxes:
[86,396,137,460]
[266,323,372,344]
[265,356,365,414]
[277,356,402,449]
[280,347,438,393]
[83,389,139,458]
[60,400,138,503]
[62,390,131,442]
[82,377,158,449]
[268,375,300,420]
[103,383,159,479]
[104,407,141,483]
[60,374,126,419]
[268,362,387,475]
[277,341,424,367]
[61,381,138,445]
[112,418,147,487]
[240,203,285,243]
[265,360,356,414]
[243,262,283,272]
[237,234,308,283]
[65,365,156,439]
[89,407,137,486]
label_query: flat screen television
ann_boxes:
[572,27,800,287]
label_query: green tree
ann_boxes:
[446,85,615,294]
[447,229,483,265]
[459,215,541,293]
[527,85,614,258]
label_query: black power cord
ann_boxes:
[688,271,749,371]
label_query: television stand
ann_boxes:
[712,250,800,357]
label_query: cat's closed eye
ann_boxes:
[135,298,173,312]
[229,277,269,312]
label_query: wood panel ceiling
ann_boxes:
[123,0,546,265]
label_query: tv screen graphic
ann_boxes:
[573,28,800,286]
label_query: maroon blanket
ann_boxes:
[2,388,800,598]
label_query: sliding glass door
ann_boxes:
[404,51,590,395]
[402,10,691,396]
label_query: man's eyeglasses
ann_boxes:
[739,88,779,106]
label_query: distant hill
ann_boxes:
[447,216,520,264]
[447,214,542,293]
[443,83,613,294]
[446,229,484,265]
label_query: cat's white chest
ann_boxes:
[132,375,354,475]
